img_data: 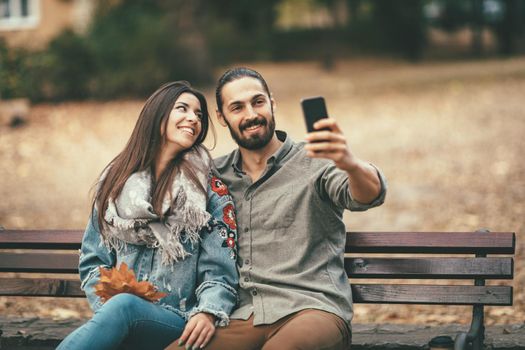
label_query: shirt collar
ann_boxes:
[231,130,292,174]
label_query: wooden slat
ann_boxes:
[1,230,516,253]
[351,284,512,305]
[0,252,79,273]
[0,230,83,249]
[345,257,513,279]
[0,278,84,297]
[346,232,515,254]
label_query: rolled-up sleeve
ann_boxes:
[317,163,387,211]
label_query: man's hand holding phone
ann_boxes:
[302,96,359,173]
[304,118,359,173]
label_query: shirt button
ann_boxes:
[244,277,250,282]
[252,290,258,296]
[244,227,249,233]
[245,259,250,265]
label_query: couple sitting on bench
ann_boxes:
[57,67,386,350]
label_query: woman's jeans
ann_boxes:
[57,293,186,350]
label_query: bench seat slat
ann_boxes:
[0,278,84,297]
[346,232,515,254]
[346,257,513,279]
[351,284,513,305]
[0,230,83,249]
[0,252,79,273]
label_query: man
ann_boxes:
[171,67,386,350]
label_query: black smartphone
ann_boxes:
[301,96,329,133]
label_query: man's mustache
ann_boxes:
[240,117,267,131]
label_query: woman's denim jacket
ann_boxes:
[79,177,239,326]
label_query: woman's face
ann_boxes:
[162,92,203,154]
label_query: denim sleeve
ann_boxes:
[189,177,239,326]
[316,163,387,211]
[78,210,116,312]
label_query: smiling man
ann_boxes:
[169,67,387,350]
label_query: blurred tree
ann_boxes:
[158,0,211,82]
[319,0,348,27]
[87,0,213,98]
[46,30,96,100]
[493,0,524,55]
[437,0,471,31]
[471,0,484,56]
[204,0,280,61]
[371,0,427,60]
[347,0,362,21]
[0,40,26,99]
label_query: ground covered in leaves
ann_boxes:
[1,58,524,325]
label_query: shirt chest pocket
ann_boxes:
[253,187,295,230]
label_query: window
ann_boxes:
[0,0,39,30]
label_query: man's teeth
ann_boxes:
[246,125,261,131]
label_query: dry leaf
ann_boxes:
[94,263,167,303]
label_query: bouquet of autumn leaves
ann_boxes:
[94,263,167,303]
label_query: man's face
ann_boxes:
[217,77,276,150]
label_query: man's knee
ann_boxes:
[263,310,350,350]
[206,318,267,350]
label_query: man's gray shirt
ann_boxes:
[214,130,387,326]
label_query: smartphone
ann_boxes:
[301,96,329,133]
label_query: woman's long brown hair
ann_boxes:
[93,81,214,235]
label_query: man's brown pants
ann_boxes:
[201,309,351,350]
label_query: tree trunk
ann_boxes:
[495,0,521,55]
[347,0,361,22]
[163,0,212,82]
[471,0,484,56]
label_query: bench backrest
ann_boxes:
[0,230,516,306]
[346,231,515,306]
[0,230,84,297]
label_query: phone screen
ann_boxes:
[301,96,328,133]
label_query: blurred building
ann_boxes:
[0,0,93,49]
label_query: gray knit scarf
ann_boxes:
[102,147,211,265]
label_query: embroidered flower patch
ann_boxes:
[203,218,237,260]
[226,237,235,248]
[210,176,229,196]
[223,204,237,230]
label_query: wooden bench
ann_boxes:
[0,229,516,349]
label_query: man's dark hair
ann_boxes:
[215,67,271,113]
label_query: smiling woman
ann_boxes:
[55,81,239,350]
[95,82,212,222]
[156,92,204,179]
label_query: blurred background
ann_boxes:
[1,0,524,326]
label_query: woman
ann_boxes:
[58,81,238,350]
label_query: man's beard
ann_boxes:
[226,113,276,150]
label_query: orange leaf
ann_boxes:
[94,263,167,303]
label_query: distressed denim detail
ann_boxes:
[195,280,238,300]
[80,266,100,291]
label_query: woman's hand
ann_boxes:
[177,312,216,349]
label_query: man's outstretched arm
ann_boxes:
[304,118,381,204]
